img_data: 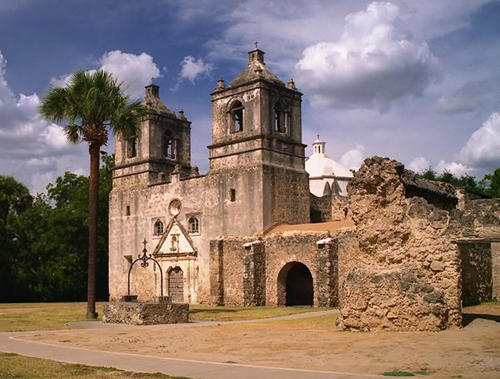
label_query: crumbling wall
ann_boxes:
[331,195,350,221]
[459,198,500,300]
[339,157,462,331]
[209,232,339,307]
[310,193,332,222]
[263,232,337,307]
[459,243,492,306]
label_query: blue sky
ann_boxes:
[1,0,499,193]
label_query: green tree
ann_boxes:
[0,176,34,301]
[416,167,500,198]
[480,168,500,198]
[1,156,114,302]
[39,71,146,318]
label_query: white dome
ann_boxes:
[305,152,353,178]
[306,136,353,197]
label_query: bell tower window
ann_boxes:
[274,102,288,133]
[164,131,175,159]
[230,101,244,132]
[127,137,137,158]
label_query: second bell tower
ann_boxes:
[208,48,310,232]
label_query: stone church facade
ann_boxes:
[109,48,310,305]
[109,48,500,331]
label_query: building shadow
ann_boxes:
[462,312,500,327]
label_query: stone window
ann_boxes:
[188,216,200,234]
[126,206,130,216]
[127,137,137,158]
[230,188,236,202]
[274,102,288,133]
[163,131,175,159]
[230,101,244,132]
[153,219,164,236]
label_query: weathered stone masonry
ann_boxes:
[209,232,339,307]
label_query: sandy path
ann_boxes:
[24,304,500,378]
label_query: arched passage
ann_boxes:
[168,267,184,303]
[277,262,313,306]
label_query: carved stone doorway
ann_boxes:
[168,267,184,303]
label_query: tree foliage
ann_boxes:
[417,167,500,198]
[39,70,146,317]
[0,155,113,302]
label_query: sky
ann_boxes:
[0,0,499,193]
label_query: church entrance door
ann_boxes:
[277,262,313,306]
[168,267,184,303]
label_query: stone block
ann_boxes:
[102,302,189,325]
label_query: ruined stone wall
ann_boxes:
[264,166,310,229]
[209,232,339,307]
[339,157,462,331]
[331,195,350,221]
[209,237,251,306]
[310,193,332,223]
[458,199,500,300]
[460,243,492,306]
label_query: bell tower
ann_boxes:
[113,84,193,187]
[209,47,305,171]
[208,48,310,232]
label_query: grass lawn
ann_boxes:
[189,304,329,321]
[0,302,330,331]
[0,352,190,378]
[0,302,104,332]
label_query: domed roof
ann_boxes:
[228,48,284,88]
[142,84,175,117]
[305,138,353,178]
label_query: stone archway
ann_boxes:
[277,262,313,306]
[168,267,184,303]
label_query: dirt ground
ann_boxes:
[25,303,500,378]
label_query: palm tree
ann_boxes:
[40,70,147,318]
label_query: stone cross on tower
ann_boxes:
[254,41,258,49]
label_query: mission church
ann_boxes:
[109,48,499,330]
[109,47,351,306]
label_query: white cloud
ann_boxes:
[435,160,471,177]
[408,157,430,173]
[0,50,87,194]
[179,56,213,83]
[405,112,500,178]
[460,112,500,170]
[51,50,161,100]
[340,144,365,170]
[100,51,161,99]
[295,2,441,110]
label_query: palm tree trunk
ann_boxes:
[86,143,100,319]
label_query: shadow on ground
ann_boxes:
[462,313,500,327]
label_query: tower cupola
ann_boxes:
[312,135,326,155]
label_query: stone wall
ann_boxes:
[331,195,350,221]
[458,199,500,300]
[339,157,462,331]
[459,242,492,306]
[209,232,339,307]
[103,301,189,325]
[310,193,332,223]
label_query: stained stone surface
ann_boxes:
[102,301,189,325]
[339,157,462,331]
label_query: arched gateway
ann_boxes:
[277,262,313,306]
